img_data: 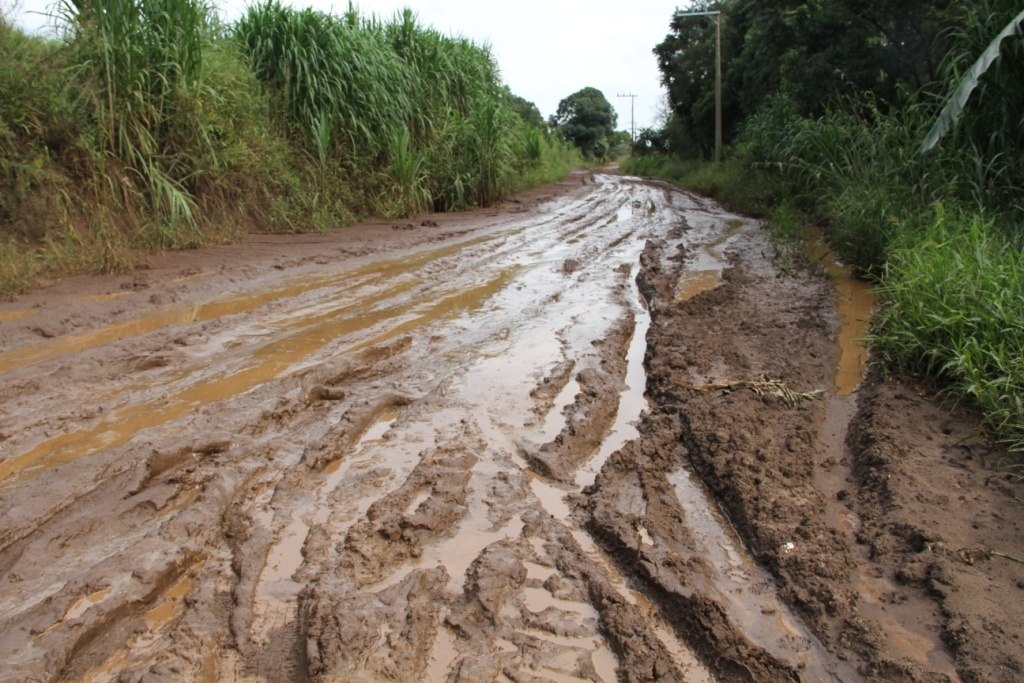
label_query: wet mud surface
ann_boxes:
[1,171,1021,682]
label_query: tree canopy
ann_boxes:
[551,87,618,159]
[504,90,544,128]
[654,0,953,156]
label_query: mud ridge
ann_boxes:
[584,417,802,682]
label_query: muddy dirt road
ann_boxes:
[1,172,1021,682]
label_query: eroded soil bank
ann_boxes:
[0,171,1021,682]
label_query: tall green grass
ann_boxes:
[234,3,551,217]
[871,211,1024,451]
[0,2,580,293]
[59,0,214,245]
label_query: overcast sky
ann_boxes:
[9,0,686,133]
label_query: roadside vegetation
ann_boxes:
[626,1,1024,453]
[0,0,580,294]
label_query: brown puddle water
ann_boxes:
[674,269,722,302]
[806,231,958,676]
[80,566,197,683]
[0,235,497,374]
[144,572,194,631]
[529,477,713,683]
[33,587,113,639]
[251,408,404,645]
[0,270,515,485]
[804,226,874,395]
[673,217,748,303]
[576,266,649,489]
[0,310,35,323]
[666,467,849,679]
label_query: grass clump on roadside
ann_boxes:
[871,213,1024,452]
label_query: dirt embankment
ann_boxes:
[0,171,1020,682]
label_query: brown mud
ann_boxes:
[0,171,1021,682]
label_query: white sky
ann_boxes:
[8,0,685,133]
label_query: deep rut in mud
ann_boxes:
[1,172,1022,682]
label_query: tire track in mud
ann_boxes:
[0,174,888,682]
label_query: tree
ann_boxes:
[503,90,544,128]
[551,87,617,159]
[653,0,953,156]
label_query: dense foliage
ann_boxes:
[550,87,618,160]
[0,0,580,292]
[654,0,952,157]
[633,0,1024,451]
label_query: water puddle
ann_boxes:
[66,587,112,621]
[323,410,401,487]
[251,512,309,644]
[0,234,497,374]
[144,573,193,631]
[528,476,712,681]
[81,565,197,683]
[0,271,514,485]
[345,267,521,356]
[804,227,874,395]
[0,309,35,323]
[34,587,113,639]
[591,646,620,683]
[803,229,948,676]
[575,272,649,489]
[429,515,524,594]
[666,467,842,677]
[252,408,407,642]
[857,573,962,678]
[513,248,713,680]
[522,586,599,622]
[529,477,573,521]
[262,514,308,589]
[541,377,581,442]
[674,269,722,302]
[673,215,748,303]
[815,388,959,678]
[425,625,459,681]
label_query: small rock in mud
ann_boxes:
[31,324,63,338]
[120,275,150,290]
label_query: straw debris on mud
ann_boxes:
[0,172,1021,682]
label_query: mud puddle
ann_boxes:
[805,233,964,677]
[804,226,874,395]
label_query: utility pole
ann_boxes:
[673,8,722,163]
[617,93,637,141]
